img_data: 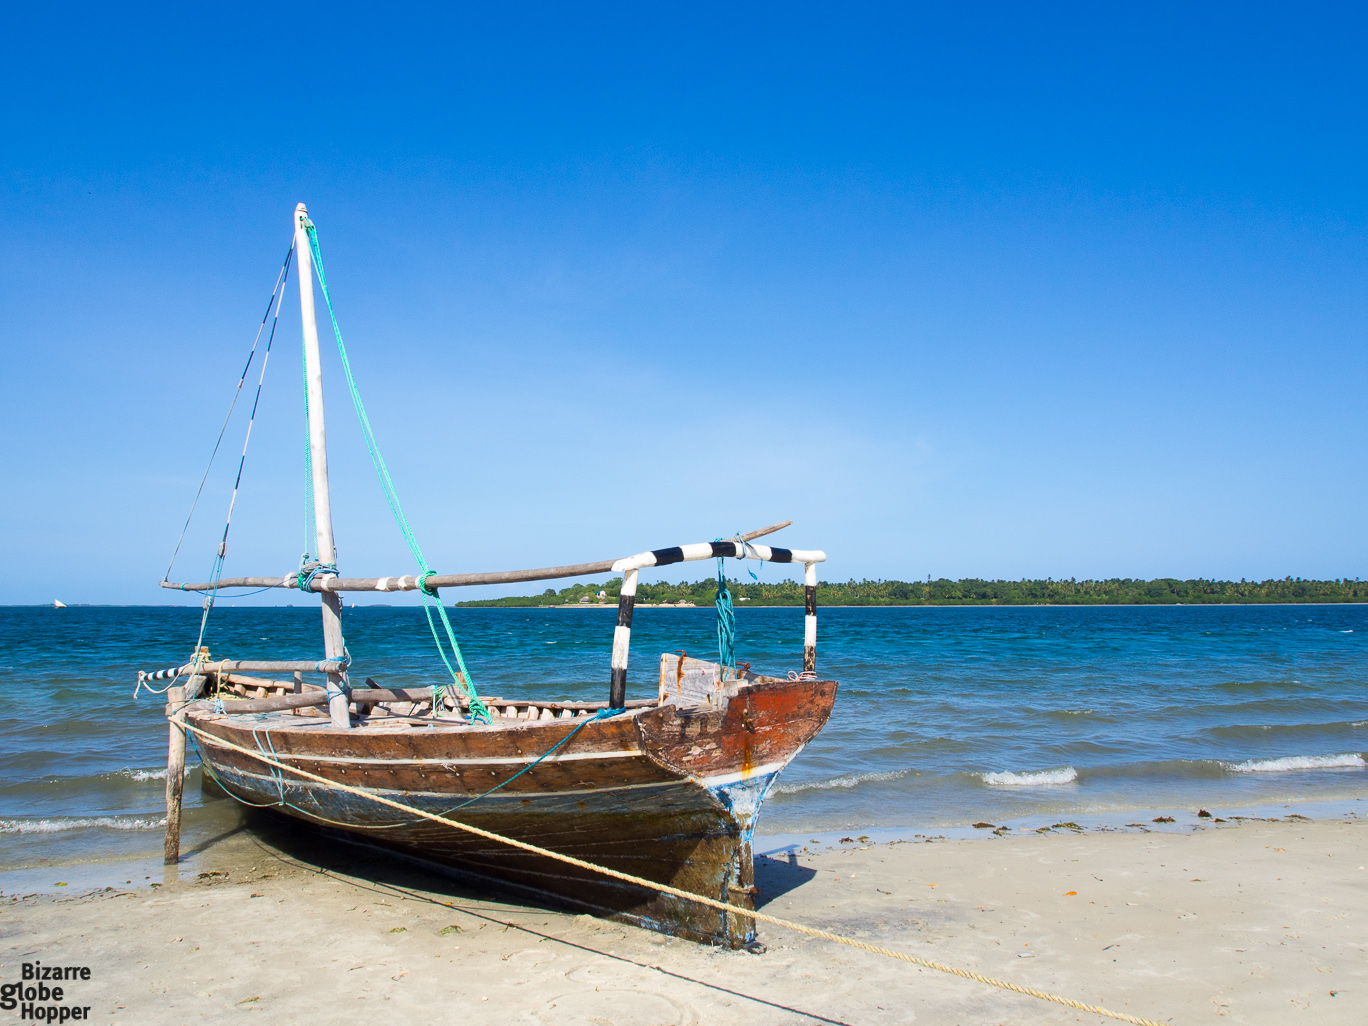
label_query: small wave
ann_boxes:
[981,766,1079,787]
[120,768,192,782]
[1223,753,1366,773]
[0,816,163,834]
[774,768,913,795]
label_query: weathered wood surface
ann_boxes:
[197,688,659,715]
[188,674,837,947]
[163,685,187,865]
[161,520,792,593]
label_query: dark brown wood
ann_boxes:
[160,520,794,593]
[187,672,837,947]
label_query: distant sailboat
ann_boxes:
[53,600,66,608]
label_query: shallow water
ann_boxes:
[1,603,1365,868]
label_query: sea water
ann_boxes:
[1,604,1364,873]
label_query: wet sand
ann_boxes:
[3,813,1364,1025]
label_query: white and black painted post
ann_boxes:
[803,561,818,674]
[610,539,826,695]
[609,568,639,708]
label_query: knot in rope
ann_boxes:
[297,561,338,592]
[732,533,762,582]
[418,570,439,598]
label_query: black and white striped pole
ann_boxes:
[803,559,818,674]
[609,567,639,709]
[608,541,826,706]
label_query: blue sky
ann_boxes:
[2,3,1366,605]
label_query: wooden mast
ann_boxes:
[295,202,350,729]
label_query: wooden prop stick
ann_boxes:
[160,520,793,594]
[163,684,189,864]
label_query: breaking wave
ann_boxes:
[981,766,1079,787]
[1223,753,1366,773]
[774,768,914,795]
[0,816,163,834]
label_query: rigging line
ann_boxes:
[163,241,296,583]
[188,248,293,664]
[301,220,491,724]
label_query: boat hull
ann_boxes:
[187,676,837,946]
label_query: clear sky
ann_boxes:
[2,3,1365,605]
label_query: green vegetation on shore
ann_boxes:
[456,576,1368,607]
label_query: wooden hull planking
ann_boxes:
[189,676,838,947]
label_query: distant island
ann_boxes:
[456,576,1368,607]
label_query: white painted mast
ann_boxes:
[294,202,350,729]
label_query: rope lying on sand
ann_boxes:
[177,719,1168,1026]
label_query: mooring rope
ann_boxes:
[175,718,1166,1026]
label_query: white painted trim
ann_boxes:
[196,737,645,767]
[222,767,684,803]
[700,759,790,788]
[611,624,632,670]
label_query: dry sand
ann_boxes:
[2,812,1364,1025]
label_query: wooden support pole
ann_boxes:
[803,561,818,674]
[609,568,639,709]
[164,685,186,865]
[295,203,351,730]
[160,520,795,593]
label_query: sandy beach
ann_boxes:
[4,810,1363,1025]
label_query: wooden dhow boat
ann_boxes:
[140,204,838,948]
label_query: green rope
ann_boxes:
[303,219,491,724]
[715,543,736,677]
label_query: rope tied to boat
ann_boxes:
[443,706,630,813]
[173,718,1168,1026]
[297,560,338,592]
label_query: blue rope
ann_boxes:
[297,561,338,592]
[443,707,628,813]
[187,247,293,667]
[303,220,490,725]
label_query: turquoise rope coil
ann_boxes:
[303,220,491,725]
[715,545,736,676]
